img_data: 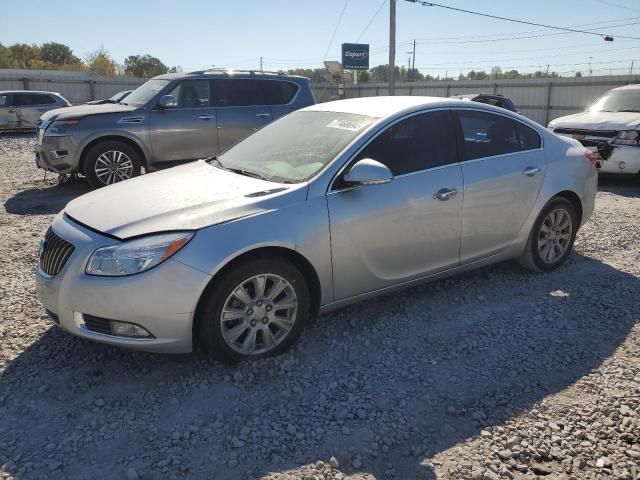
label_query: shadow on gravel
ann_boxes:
[598,174,640,198]
[4,181,90,215]
[0,253,637,479]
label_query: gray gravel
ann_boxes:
[0,133,638,480]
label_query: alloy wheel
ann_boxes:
[537,208,572,264]
[220,274,298,356]
[94,150,134,185]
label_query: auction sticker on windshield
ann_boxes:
[326,119,367,131]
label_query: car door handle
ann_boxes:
[8,109,15,113]
[522,166,541,177]
[256,112,271,118]
[433,188,458,201]
[198,115,215,120]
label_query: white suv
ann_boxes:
[548,84,640,176]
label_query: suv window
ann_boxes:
[13,93,56,106]
[262,80,298,105]
[0,95,8,107]
[167,80,210,109]
[212,79,264,107]
[355,110,455,176]
[455,110,524,160]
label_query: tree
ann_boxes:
[491,66,502,79]
[8,43,41,69]
[85,47,117,76]
[575,71,583,77]
[124,54,168,78]
[0,43,15,68]
[40,42,81,66]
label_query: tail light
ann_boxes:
[584,150,599,167]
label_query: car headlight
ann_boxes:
[86,232,194,276]
[613,130,639,146]
[45,119,79,137]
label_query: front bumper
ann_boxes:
[597,144,640,175]
[35,214,212,353]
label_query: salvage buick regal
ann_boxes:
[36,96,597,361]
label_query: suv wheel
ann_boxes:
[518,196,578,272]
[196,257,310,361]
[84,140,141,188]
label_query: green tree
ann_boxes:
[40,42,81,66]
[0,43,15,68]
[85,47,117,76]
[8,43,41,69]
[124,54,168,78]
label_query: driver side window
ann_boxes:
[166,80,210,109]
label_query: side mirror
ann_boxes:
[343,158,393,186]
[157,95,177,109]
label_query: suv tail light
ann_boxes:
[584,150,599,167]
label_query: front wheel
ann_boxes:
[84,140,141,188]
[518,197,578,272]
[196,257,310,361]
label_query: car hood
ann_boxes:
[40,103,138,122]
[549,111,640,130]
[64,161,302,239]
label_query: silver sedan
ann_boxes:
[36,96,597,360]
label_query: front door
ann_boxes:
[212,79,274,152]
[0,94,18,129]
[452,109,546,263]
[149,79,219,165]
[328,110,463,301]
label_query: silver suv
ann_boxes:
[0,90,71,130]
[35,70,315,188]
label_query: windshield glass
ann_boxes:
[588,89,640,113]
[121,79,169,107]
[218,111,376,183]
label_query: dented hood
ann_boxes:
[64,161,303,239]
[549,111,640,131]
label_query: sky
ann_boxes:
[1,0,640,78]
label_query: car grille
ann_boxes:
[553,128,617,147]
[82,314,112,335]
[39,228,75,275]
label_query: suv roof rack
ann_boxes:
[188,68,288,76]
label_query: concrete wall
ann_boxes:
[2,69,638,125]
[344,75,640,125]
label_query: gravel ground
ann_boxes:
[0,133,638,480]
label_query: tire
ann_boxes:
[196,257,310,362]
[518,196,578,272]
[83,140,141,188]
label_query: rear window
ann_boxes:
[13,94,56,106]
[212,79,264,107]
[262,80,298,105]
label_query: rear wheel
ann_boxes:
[518,197,578,272]
[84,141,141,188]
[196,258,310,361]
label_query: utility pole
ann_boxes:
[589,56,593,76]
[389,0,396,95]
[260,56,263,72]
[546,64,550,76]
[630,61,634,84]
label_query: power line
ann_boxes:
[593,0,640,12]
[323,0,350,60]
[405,0,640,40]
[357,0,387,42]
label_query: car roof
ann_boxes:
[152,69,308,82]
[305,96,470,118]
[612,83,640,91]
[0,90,62,95]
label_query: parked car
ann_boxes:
[35,69,316,188]
[548,84,640,176]
[36,96,597,360]
[85,90,132,105]
[0,90,70,130]
[451,93,521,114]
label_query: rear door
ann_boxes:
[262,79,301,119]
[149,79,219,164]
[453,109,545,263]
[0,94,18,129]
[328,109,463,300]
[14,93,59,128]
[212,79,274,152]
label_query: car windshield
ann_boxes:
[120,79,169,107]
[217,111,376,183]
[588,89,640,113]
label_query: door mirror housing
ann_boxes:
[343,158,393,186]
[157,95,177,109]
